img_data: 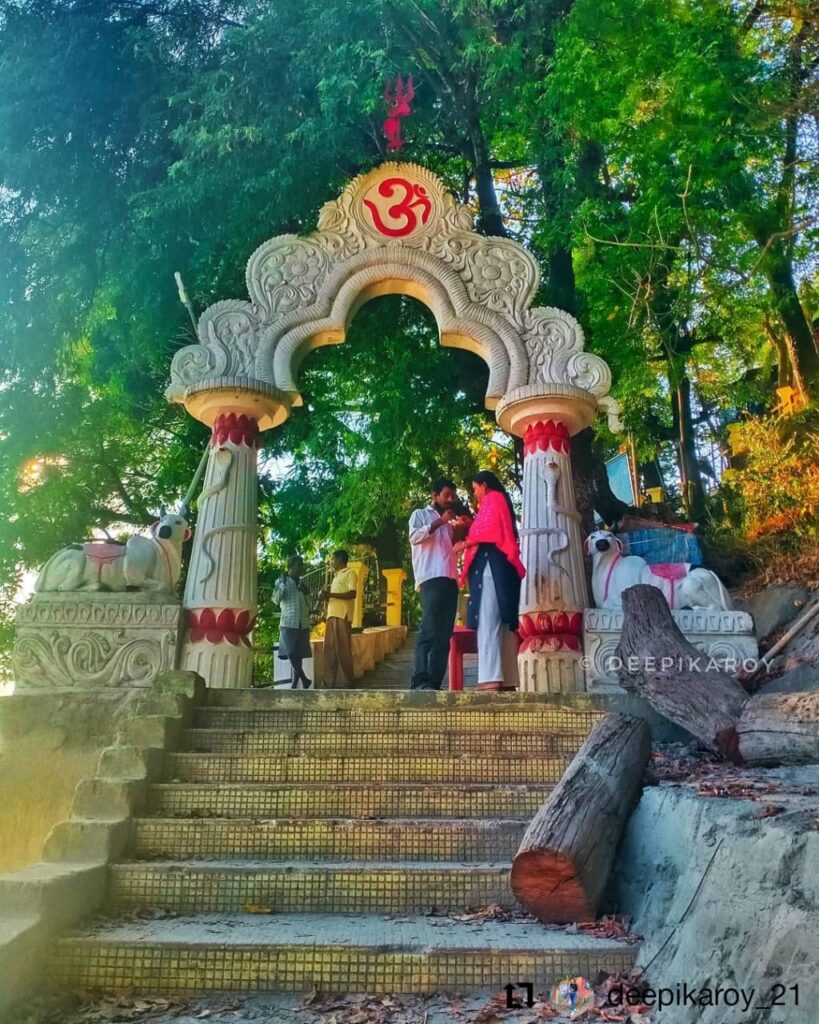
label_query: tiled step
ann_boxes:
[51,914,636,995]
[109,860,515,914]
[132,818,526,862]
[162,753,570,784]
[182,729,586,758]
[194,706,599,733]
[148,782,552,820]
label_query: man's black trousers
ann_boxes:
[411,577,459,690]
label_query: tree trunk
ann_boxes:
[673,371,707,521]
[468,111,506,238]
[737,693,819,766]
[571,428,635,532]
[765,319,797,391]
[511,712,651,923]
[761,248,819,395]
[547,244,577,315]
[615,585,749,762]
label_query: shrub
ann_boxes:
[721,410,819,543]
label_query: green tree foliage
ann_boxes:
[1,0,818,667]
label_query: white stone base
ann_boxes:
[12,592,182,689]
[583,607,758,690]
[517,649,586,694]
[183,640,255,689]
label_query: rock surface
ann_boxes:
[735,586,811,640]
[760,662,819,695]
[614,772,819,1024]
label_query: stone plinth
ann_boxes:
[583,607,758,691]
[12,592,182,689]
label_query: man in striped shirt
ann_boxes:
[273,556,312,688]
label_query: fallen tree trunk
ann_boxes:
[738,692,819,766]
[510,712,650,923]
[615,585,750,762]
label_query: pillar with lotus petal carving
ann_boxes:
[181,411,261,688]
[515,419,589,692]
[497,389,596,694]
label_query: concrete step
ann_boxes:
[207,688,602,710]
[109,860,516,914]
[132,818,526,862]
[147,782,552,820]
[194,705,599,733]
[162,753,570,785]
[182,729,587,758]
[51,913,636,995]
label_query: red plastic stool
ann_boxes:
[447,626,477,691]
[447,625,522,691]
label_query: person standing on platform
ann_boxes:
[321,550,358,688]
[454,471,525,691]
[272,555,312,689]
[408,477,471,691]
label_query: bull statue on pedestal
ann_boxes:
[586,529,733,611]
[34,507,190,594]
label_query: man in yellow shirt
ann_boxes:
[321,550,358,687]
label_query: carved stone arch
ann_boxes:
[263,251,529,405]
[165,161,627,694]
[167,162,620,433]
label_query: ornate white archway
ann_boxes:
[169,163,621,690]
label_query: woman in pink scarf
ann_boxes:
[453,471,525,691]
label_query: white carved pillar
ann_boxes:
[175,386,291,689]
[182,412,259,688]
[497,388,599,694]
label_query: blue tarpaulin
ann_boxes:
[621,528,703,565]
[606,452,636,506]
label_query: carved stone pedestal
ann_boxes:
[12,592,182,689]
[583,607,759,691]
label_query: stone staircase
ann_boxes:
[351,635,416,688]
[49,688,635,997]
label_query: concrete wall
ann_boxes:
[0,672,204,1016]
[613,776,819,1024]
[0,691,134,873]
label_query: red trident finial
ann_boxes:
[382,73,415,153]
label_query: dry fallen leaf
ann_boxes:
[242,903,274,914]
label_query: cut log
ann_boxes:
[510,712,650,923]
[738,692,819,766]
[615,584,749,762]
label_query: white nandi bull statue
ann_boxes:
[586,529,733,611]
[35,507,190,594]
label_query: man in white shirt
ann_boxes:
[408,477,468,690]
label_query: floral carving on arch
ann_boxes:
[167,163,620,429]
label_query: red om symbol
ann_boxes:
[362,177,432,238]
